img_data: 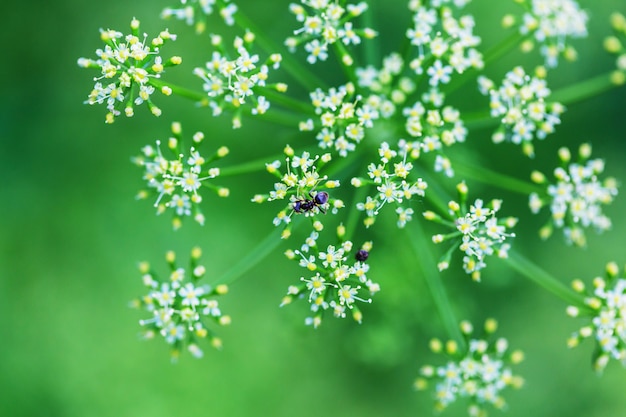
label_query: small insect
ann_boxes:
[293,191,329,214]
[355,249,369,262]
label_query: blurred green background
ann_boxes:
[2,0,626,416]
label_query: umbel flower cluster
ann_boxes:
[78,0,625,415]
[133,122,230,229]
[567,262,626,372]
[282,233,379,328]
[131,247,231,360]
[414,319,524,417]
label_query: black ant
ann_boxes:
[355,249,369,262]
[293,191,329,214]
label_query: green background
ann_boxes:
[2,0,626,416]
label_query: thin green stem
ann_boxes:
[255,87,315,116]
[343,185,370,242]
[551,72,616,105]
[463,110,497,130]
[452,160,544,195]
[214,221,298,285]
[333,42,358,86]
[482,32,525,66]
[418,170,454,216]
[362,3,379,66]
[505,251,587,308]
[219,156,277,177]
[406,219,464,346]
[246,107,304,128]
[443,32,524,96]
[150,78,206,101]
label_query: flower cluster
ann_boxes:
[282,231,378,328]
[406,1,483,87]
[352,141,428,228]
[478,66,565,157]
[193,32,285,128]
[415,319,524,417]
[355,52,413,118]
[513,0,588,67]
[77,18,181,123]
[132,122,230,230]
[402,101,468,176]
[529,144,618,247]
[162,0,238,32]
[425,183,516,281]
[252,147,344,237]
[300,83,380,157]
[131,247,231,361]
[286,0,376,65]
[604,12,626,85]
[567,262,626,372]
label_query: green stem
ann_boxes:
[214,222,297,285]
[333,42,358,86]
[463,110,497,130]
[219,156,275,177]
[505,251,587,308]
[551,72,616,105]
[150,78,205,101]
[250,107,306,128]
[406,219,464,346]
[343,185,370,242]
[452,160,544,195]
[256,86,315,116]
[362,2,379,66]
[417,170,454,216]
[443,32,524,96]
[482,32,525,66]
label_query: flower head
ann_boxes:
[354,141,427,228]
[567,262,626,372]
[77,19,180,123]
[529,143,618,247]
[406,2,483,86]
[515,0,588,68]
[131,247,231,360]
[252,148,343,234]
[281,236,377,328]
[415,319,524,416]
[425,183,516,281]
[132,122,229,229]
[300,83,380,157]
[162,0,238,32]
[286,0,377,66]
[479,66,564,157]
[193,33,284,128]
